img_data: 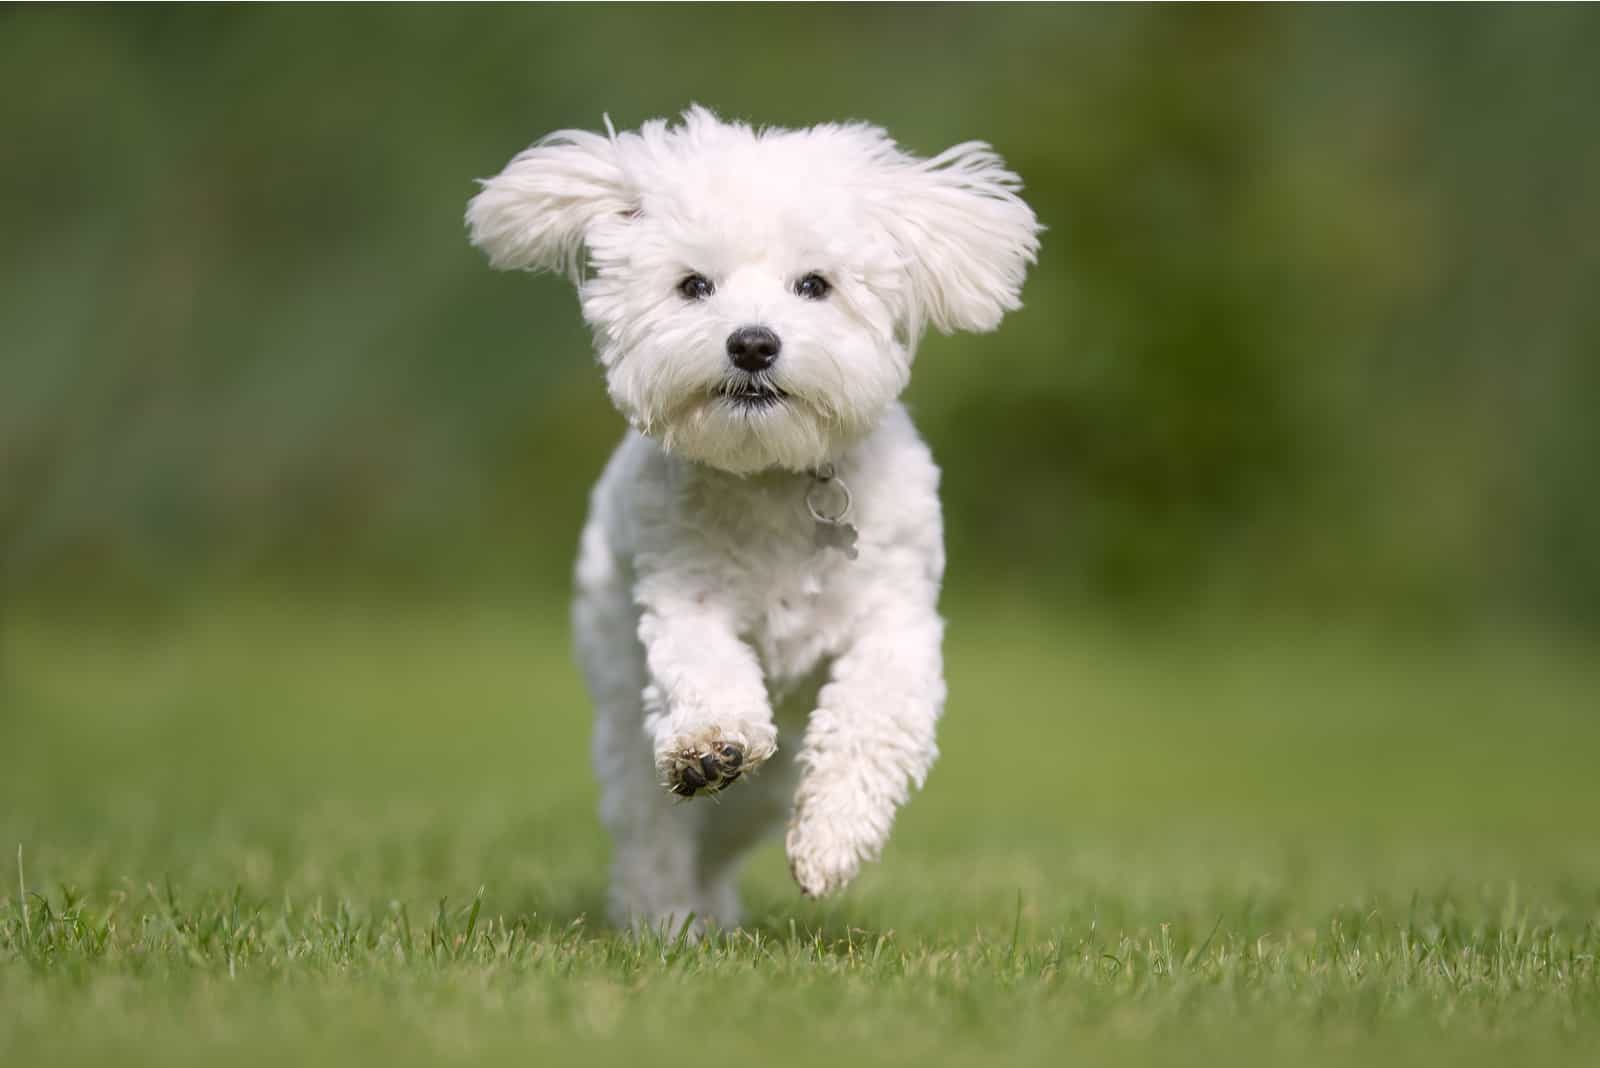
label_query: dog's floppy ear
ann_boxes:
[466,128,630,283]
[877,141,1041,338]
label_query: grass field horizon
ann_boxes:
[4,590,1597,1064]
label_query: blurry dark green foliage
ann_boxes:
[2,6,1597,628]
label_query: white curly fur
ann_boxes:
[468,107,1039,933]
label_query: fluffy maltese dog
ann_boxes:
[468,107,1038,933]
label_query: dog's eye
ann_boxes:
[678,273,715,301]
[794,273,831,301]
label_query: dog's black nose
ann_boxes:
[726,325,781,372]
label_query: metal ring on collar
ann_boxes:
[806,474,853,525]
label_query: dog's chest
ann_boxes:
[694,484,856,696]
[745,558,851,698]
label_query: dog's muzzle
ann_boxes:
[716,377,789,410]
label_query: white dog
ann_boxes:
[468,107,1038,933]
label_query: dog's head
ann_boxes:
[468,107,1039,474]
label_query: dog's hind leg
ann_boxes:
[575,518,740,935]
[594,698,752,934]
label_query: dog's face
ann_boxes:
[468,108,1039,474]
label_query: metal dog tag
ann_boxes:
[813,517,859,559]
[806,464,859,561]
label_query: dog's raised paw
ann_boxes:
[663,739,752,798]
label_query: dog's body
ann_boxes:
[575,405,943,925]
[468,109,1037,932]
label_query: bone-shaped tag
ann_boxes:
[814,519,859,560]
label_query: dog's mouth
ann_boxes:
[715,379,789,411]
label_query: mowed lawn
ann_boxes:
[2,592,1598,1066]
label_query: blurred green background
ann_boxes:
[4,4,1598,629]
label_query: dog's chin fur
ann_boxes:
[642,382,890,475]
[467,107,1039,934]
[655,397,836,475]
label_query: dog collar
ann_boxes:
[806,463,859,560]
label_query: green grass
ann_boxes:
[3,593,1599,1065]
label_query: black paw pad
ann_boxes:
[666,740,748,798]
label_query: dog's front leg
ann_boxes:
[785,590,945,897]
[638,599,778,798]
